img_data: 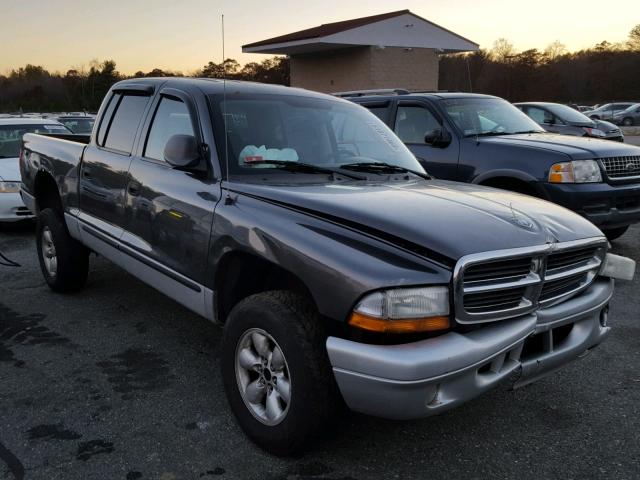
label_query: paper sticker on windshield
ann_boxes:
[367,122,402,151]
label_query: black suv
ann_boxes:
[347,91,640,240]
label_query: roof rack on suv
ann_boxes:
[331,89,410,98]
[332,89,459,98]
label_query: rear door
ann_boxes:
[79,85,153,238]
[392,100,460,179]
[123,86,219,286]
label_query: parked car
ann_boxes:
[515,102,624,142]
[611,103,640,126]
[583,103,636,121]
[347,91,640,241]
[0,118,71,222]
[55,114,96,134]
[20,78,635,454]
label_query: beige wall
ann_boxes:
[290,46,439,93]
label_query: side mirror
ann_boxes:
[164,134,201,168]
[424,128,451,147]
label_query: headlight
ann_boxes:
[548,160,602,183]
[583,127,605,138]
[349,286,450,333]
[0,181,21,193]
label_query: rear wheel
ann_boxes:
[36,208,89,292]
[602,226,629,242]
[221,291,340,456]
[622,117,634,126]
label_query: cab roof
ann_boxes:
[111,77,348,103]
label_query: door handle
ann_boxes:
[128,181,142,196]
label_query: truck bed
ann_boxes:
[20,132,89,212]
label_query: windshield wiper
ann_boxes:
[513,130,544,134]
[244,160,363,179]
[466,131,509,138]
[339,162,430,179]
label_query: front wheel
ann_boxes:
[602,225,629,242]
[622,117,634,126]
[36,208,89,292]
[221,291,340,456]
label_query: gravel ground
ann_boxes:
[1,222,639,480]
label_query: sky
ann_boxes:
[1,0,637,74]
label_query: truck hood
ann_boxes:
[0,157,20,181]
[233,179,604,266]
[478,133,639,159]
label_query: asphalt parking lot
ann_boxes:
[626,135,640,146]
[1,222,639,480]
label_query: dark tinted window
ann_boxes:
[103,94,150,153]
[366,106,389,123]
[144,97,195,161]
[97,93,120,145]
[394,106,441,144]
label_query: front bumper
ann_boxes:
[326,278,612,420]
[0,191,34,222]
[541,181,640,228]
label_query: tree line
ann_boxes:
[0,57,289,113]
[439,25,640,103]
[1,25,638,112]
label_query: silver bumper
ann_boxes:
[326,278,613,420]
[0,190,34,222]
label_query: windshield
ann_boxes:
[0,123,70,158]
[59,118,94,134]
[546,104,593,123]
[210,93,423,179]
[442,98,544,137]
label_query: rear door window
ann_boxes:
[103,94,150,154]
[394,106,441,144]
[144,97,195,162]
[97,93,120,146]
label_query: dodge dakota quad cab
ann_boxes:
[20,79,635,455]
[346,91,640,241]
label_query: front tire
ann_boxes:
[221,291,340,456]
[622,117,634,126]
[36,208,89,292]
[602,225,629,242]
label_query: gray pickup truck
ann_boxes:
[20,78,635,455]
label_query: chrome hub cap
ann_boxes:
[235,328,291,425]
[41,227,57,277]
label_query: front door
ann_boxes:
[124,88,219,286]
[392,102,460,180]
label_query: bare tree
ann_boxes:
[544,40,567,61]
[491,38,516,62]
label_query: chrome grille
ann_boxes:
[600,156,640,179]
[454,239,607,323]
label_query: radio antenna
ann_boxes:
[222,13,232,204]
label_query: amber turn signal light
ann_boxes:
[348,312,450,334]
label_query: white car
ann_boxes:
[0,118,71,222]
